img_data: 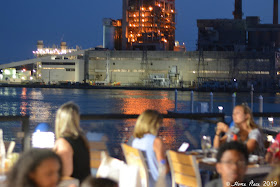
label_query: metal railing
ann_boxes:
[1,112,280,151]
[0,115,30,151]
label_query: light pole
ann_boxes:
[48,69,51,85]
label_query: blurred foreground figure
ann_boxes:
[54,102,90,182]
[6,148,62,187]
[81,177,118,187]
[206,141,249,187]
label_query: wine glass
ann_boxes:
[201,135,212,157]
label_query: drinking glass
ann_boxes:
[201,135,212,157]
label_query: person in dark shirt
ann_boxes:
[206,141,249,187]
[81,177,118,187]
[54,102,91,182]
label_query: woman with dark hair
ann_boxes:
[6,148,62,187]
[53,102,91,182]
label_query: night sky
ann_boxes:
[0,0,273,64]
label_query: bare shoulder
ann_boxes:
[54,138,73,152]
[153,137,164,151]
[153,137,163,146]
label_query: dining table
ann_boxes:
[187,149,272,179]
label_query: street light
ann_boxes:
[218,106,223,113]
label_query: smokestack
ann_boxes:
[233,0,242,20]
[273,0,278,24]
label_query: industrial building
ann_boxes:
[103,0,175,51]
[0,43,278,91]
[0,41,84,84]
[197,0,280,52]
[0,0,280,91]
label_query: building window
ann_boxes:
[66,68,75,71]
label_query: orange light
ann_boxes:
[149,7,153,11]
[171,9,174,13]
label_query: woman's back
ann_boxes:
[132,134,158,184]
[64,135,91,182]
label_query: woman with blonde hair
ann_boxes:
[132,109,168,187]
[214,104,265,156]
[54,102,90,182]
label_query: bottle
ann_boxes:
[0,129,6,170]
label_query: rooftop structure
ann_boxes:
[32,40,78,58]
[120,0,175,50]
[197,0,280,52]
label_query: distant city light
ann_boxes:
[268,117,274,122]
[218,106,223,113]
[233,78,236,82]
[4,69,11,75]
[32,48,75,56]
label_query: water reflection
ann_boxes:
[29,101,53,124]
[20,102,28,116]
[1,87,280,153]
[21,87,27,99]
[29,89,44,100]
[119,90,175,114]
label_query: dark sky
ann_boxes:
[0,0,273,64]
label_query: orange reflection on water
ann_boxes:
[119,90,178,150]
[20,102,27,116]
[159,118,177,150]
[119,90,174,114]
[21,88,27,99]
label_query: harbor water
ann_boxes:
[0,87,280,156]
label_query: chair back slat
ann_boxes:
[89,139,108,170]
[174,173,199,187]
[171,162,197,177]
[167,150,202,187]
[121,143,149,187]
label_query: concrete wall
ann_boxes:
[75,60,84,82]
[87,51,275,87]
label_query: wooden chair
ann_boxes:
[167,150,202,187]
[89,136,108,171]
[121,143,149,187]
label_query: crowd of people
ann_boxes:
[2,102,280,187]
